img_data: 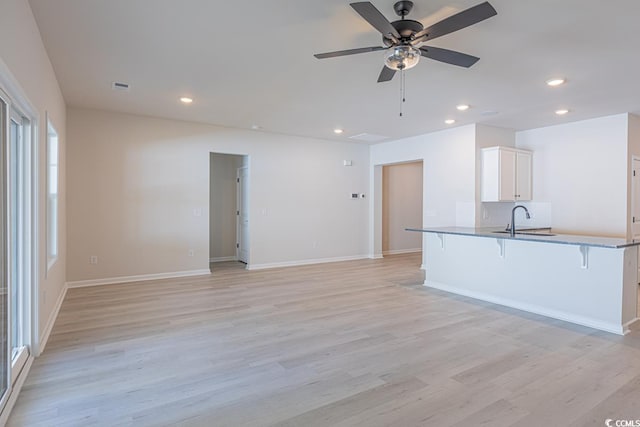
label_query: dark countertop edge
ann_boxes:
[405,227,640,249]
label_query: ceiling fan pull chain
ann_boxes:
[399,69,406,117]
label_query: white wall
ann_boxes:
[66,108,370,280]
[382,162,423,254]
[209,153,241,262]
[516,114,629,237]
[475,125,517,227]
[0,0,67,348]
[627,114,640,239]
[370,125,477,261]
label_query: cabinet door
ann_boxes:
[515,151,532,201]
[499,149,516,201]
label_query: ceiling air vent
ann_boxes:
[111,81,130,91]
[348,133,388,143]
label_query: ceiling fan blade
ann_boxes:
[314,46,386,59]
[377,66,396,82]
[413,2,497,42]
[351,2,401,39]
[419,46,479,68]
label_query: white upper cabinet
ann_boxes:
[481,146,532,202]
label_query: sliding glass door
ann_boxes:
[0,89,8,409]
[0,85,34,411]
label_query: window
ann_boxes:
[47,120,58,267]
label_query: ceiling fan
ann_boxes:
[314,1,497,82]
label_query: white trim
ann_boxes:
[622,317,640,333]
[0,355,34,425]
[369,254,383,259]
[209,256,237,263]
[0,59,38,118]
[382,248,422,256]
[38,283,67,354]
[424,280,628,335]
[248,255,370,271]
[66,269,212,288]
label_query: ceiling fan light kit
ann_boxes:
[384,45,421,70]
[314,0,497,82]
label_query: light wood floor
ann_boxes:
[7,254,640,426]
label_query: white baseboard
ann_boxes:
[622,317,640,333]
[66,269,211,288]
[0,355,34,425]
[38,283,68,355]
[247,255,369,271]
[424,280,627,336]
[382,248,422,256]
[209,256,237,263]
[370,254,384,259]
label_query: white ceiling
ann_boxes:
[28,0,640,142]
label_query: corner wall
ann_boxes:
[66,108,370,280]
[0,0,67,350]
[516,114,629,237]
[369,125,477,262]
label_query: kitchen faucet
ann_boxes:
[509,205,531,236]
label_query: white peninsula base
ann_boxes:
[422,231,639,335]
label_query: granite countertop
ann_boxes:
[405,226,640,249]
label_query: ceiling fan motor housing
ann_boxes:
[383,19,424,46]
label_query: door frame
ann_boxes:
[0,59,39,420]
[236,165,249,265]
[371,159,424,266]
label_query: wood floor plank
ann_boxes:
[7,254,640,426]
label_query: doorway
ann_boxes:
[372,160,423,259]
[632,156,640,318]
[209,153,248,271]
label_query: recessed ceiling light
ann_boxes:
[251,124,261,130]
[334,128,344,134]
[180,97,193,104]
[555,108,569,115]
[456,104,470,111]
[444,119,456,125]
[546,78,566,87]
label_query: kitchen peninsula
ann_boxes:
[407,227,640,335]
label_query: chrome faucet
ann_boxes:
[510,205,531,237]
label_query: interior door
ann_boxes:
[632,158,640,284]
[632,158,640,237]
[236,167,249,264]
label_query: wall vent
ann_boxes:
[112,81,130,91]
[348,133,388,143]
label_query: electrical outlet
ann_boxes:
[90,255,98,264]
[188,249,195,257]
[193,208,202,217]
